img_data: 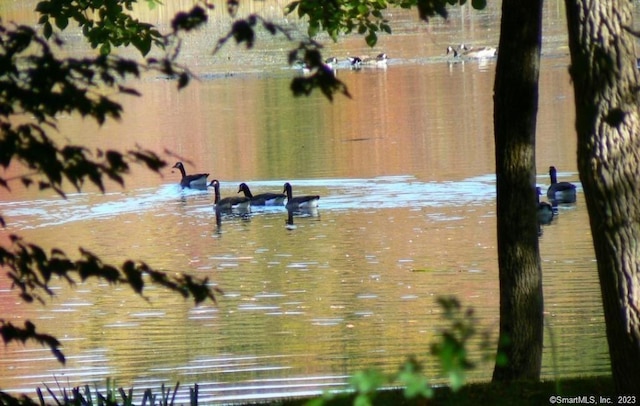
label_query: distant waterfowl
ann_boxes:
[547,166,577,204]
[459,44,497,58]
[361,53,388,66]
[537,187,555,225]
[324,56,338,69]
[210,180,251,211]
[348,53,387,69]
[347,56,363,69]
[283,182,320,211]
[238,183,286,206]
[172,162,209,189]
[295,57,338,75]
[447,44,497,59]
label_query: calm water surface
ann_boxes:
[0,1,611,403]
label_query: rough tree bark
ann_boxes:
[565,0,640,393]
[492,0,545,381]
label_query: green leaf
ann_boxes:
[365,31,377,47]
[55,15,68,30]
[284,1,299,14]
[133,35,152,56]
[34,1,52,13]
[42,21,53,38]
[308,22,319,38]
[100,41,111,55]
[471,0,487,9]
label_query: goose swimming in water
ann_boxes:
[324,57,339,70]
[238,183,286,206]
[447,44,497,59]
[361,53,388,66]
[347,56,363,69]
[283,182,319,211]
[172,162,209,189]
[547,166,577,204]
[210,180,251,212]
[537,187,555,225]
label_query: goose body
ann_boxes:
[460,44,497,58]
[347,56,363,69]
[173,162,209,189]
[210,180,251,212]
[283,182,320,211]
[447,44,497,59]
[536,187,555,225]
[324,57,339,70]
[361,53,388,66]
[238,183,286,206]
[295,57,338,76]
[547,166,577,204]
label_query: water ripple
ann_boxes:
[1,176,496,231]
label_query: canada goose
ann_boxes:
[536,187,555,225]
[172,162,209,189]
[347,56,363,69]
[295,57,338,75]
[238,183,286,206]
[547,166,577,204]
[324,57,338,69]
[447,44,497,59]
[283,182,319,210]
[361,53,388,66]
[460,44,497,58]
[210,180,251,211]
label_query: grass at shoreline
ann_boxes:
[1,375,615,405]
[273,376,615,405]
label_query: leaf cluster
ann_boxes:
[210,10,352,101]
[285,0,392,47]
[36,0,166,56]
[308,357,432,406]
[0,234,222,361]
[285,0,486,47]
[308,297,495,405]
[289,47,351,100]
[0,21,176,196]
[430,296,494,391]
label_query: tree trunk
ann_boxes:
[565,0,640,393]
[492,0,544,381]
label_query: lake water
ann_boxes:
[0,1,612,403]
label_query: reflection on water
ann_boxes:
[0,0,611,403]
[0,175,607,402]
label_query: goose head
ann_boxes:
[238,182,253,198]
[172,161,186,176]
[283,182,293,199]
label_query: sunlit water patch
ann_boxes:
[1,176,496,232]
